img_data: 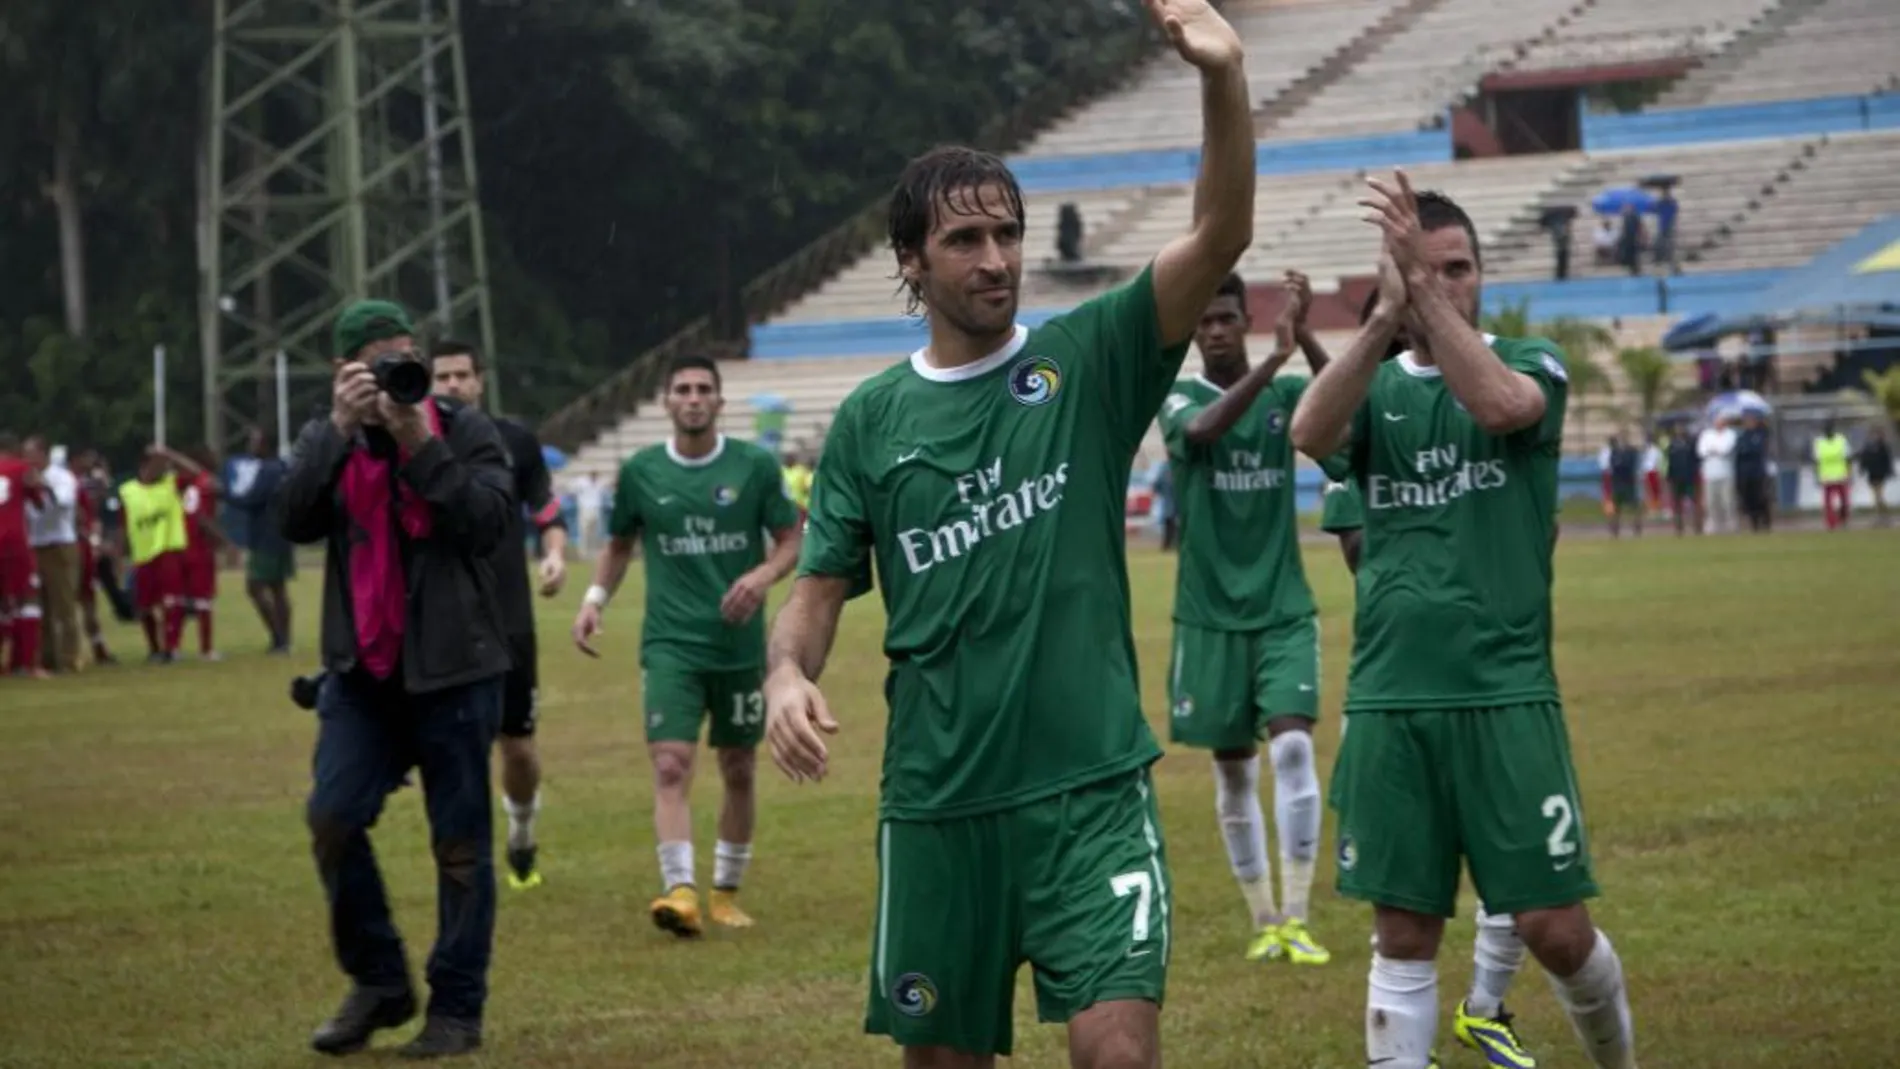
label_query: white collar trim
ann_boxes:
[909,325,1030,383]
[1396,333,1496,379]
[667,434,726,468]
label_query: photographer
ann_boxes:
[281,300,513,1059]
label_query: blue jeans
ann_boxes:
[306,669,502,1022]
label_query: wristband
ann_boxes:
[583,584,611,609]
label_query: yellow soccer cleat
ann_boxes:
[649,885,703,938]
[1454,999,1538,1068]
[1277,919,1332,966]
[708,888,755,929]
[1245,925,1285,962]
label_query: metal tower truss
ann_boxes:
[201,0,496,450]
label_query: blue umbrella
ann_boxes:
[1705,390,1772,422]
[1662,312,1723,351]
[541,444,568,471]
[1591,187,1657,215]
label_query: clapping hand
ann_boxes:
[1144,0,1244,72]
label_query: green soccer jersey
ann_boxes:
[799,266,1188,822]
[610,435,801,671]
[1157,374,1316,631]
[1344,335,1569,712]
[1320,477,1364,534]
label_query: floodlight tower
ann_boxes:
[200,0,497,453]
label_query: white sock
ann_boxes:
[657,840,695,891]
[504,791,540,851]
[1214,757,1276,926]
[1548,929,1637,1069]
[1268,731,1321,922]
[713,839,752,891]
[1368,954,1438,1069]
[1467,903,1526,1018]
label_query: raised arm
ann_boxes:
[1181,318,1295,447]
[1366,171,1544,435]
[1291,257,1405,459]
[1285,271,1330,376]
[1145,0,1256,346]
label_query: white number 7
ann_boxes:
[1110,870,1152,942]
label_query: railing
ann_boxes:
[536,21,1162,454]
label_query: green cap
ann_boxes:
[333,299,416,358]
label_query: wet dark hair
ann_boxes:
[1415,189,1482,270]
[431,338,482,372]
[666,353,722,393]
[1213,272,1248,309]
[887,145,1026,316]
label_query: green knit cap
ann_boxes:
[332,299,416,358]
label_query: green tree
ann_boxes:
[1481,299,1614,438]
[1862,366,1900,426]
[1615,345,1675,431]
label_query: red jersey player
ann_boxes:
[158,446,225,659]
[0,432,48,677]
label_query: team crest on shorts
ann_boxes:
[1337,833,1358,872]
[711,484,737,506]
[1007,355,1062,406]
[891,972,938,1017]
[1171,696,1194,720]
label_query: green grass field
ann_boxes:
[5,528,1897,1068]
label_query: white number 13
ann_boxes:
[1110,870,1152,942]
[730,690,764,727]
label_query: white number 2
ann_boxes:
[1541,794,1578,858]
[1111,870,1153,942]
[730,690,764,728]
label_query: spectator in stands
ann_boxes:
[1605,434,1643,538]
[1812,419,1853,530]
[1056,202,1084,264]
[1592,216,1617,266]
[1698,416,1739,533]
[1617,204,1642,276]
[1858,429,1892,526]
[1665,426,1702,536]
[1734,412,1773,532]
[1652,188,1679,275]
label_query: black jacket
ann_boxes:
[279,399,514,693]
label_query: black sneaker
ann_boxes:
[310,984,417,1055]
[506,844,542,889]
[397,1016,482,1059]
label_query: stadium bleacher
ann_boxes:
[1504,0,1781,74]
[1657,0,1900,107]
[557,0,1900,478]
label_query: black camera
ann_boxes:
[372,353,431,405]
[291,670,327,711]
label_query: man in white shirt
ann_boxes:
[24,438,82,672]
[569,472,605,557]
[1697,417,1739,533]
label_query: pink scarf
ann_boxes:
[338,402,441,679]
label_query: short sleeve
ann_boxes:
[1319,479,1364,534]
[1504,339,1569,450]
[759,450,800,531]
[797,403,874,596]
[1053,264,1192,447]
[1157,388,1206,463]
[608,460,642,538]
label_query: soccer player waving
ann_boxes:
[762,2,1256,1065]
[1157,270,1335,967]
[1291,175,1639,1069]
[572,355,802,937]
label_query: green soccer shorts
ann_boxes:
[245,546,296,585]
[1332,703,1599,917]
[864,768,1170,1058]
[641,657,765,749]
[1167,615,1320,750]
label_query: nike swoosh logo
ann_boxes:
[1298,684,1315,692]
[1383,413,1407,422]
[656,496,675,504]
[895,449,923,464]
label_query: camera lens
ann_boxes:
[373,354,431,405]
